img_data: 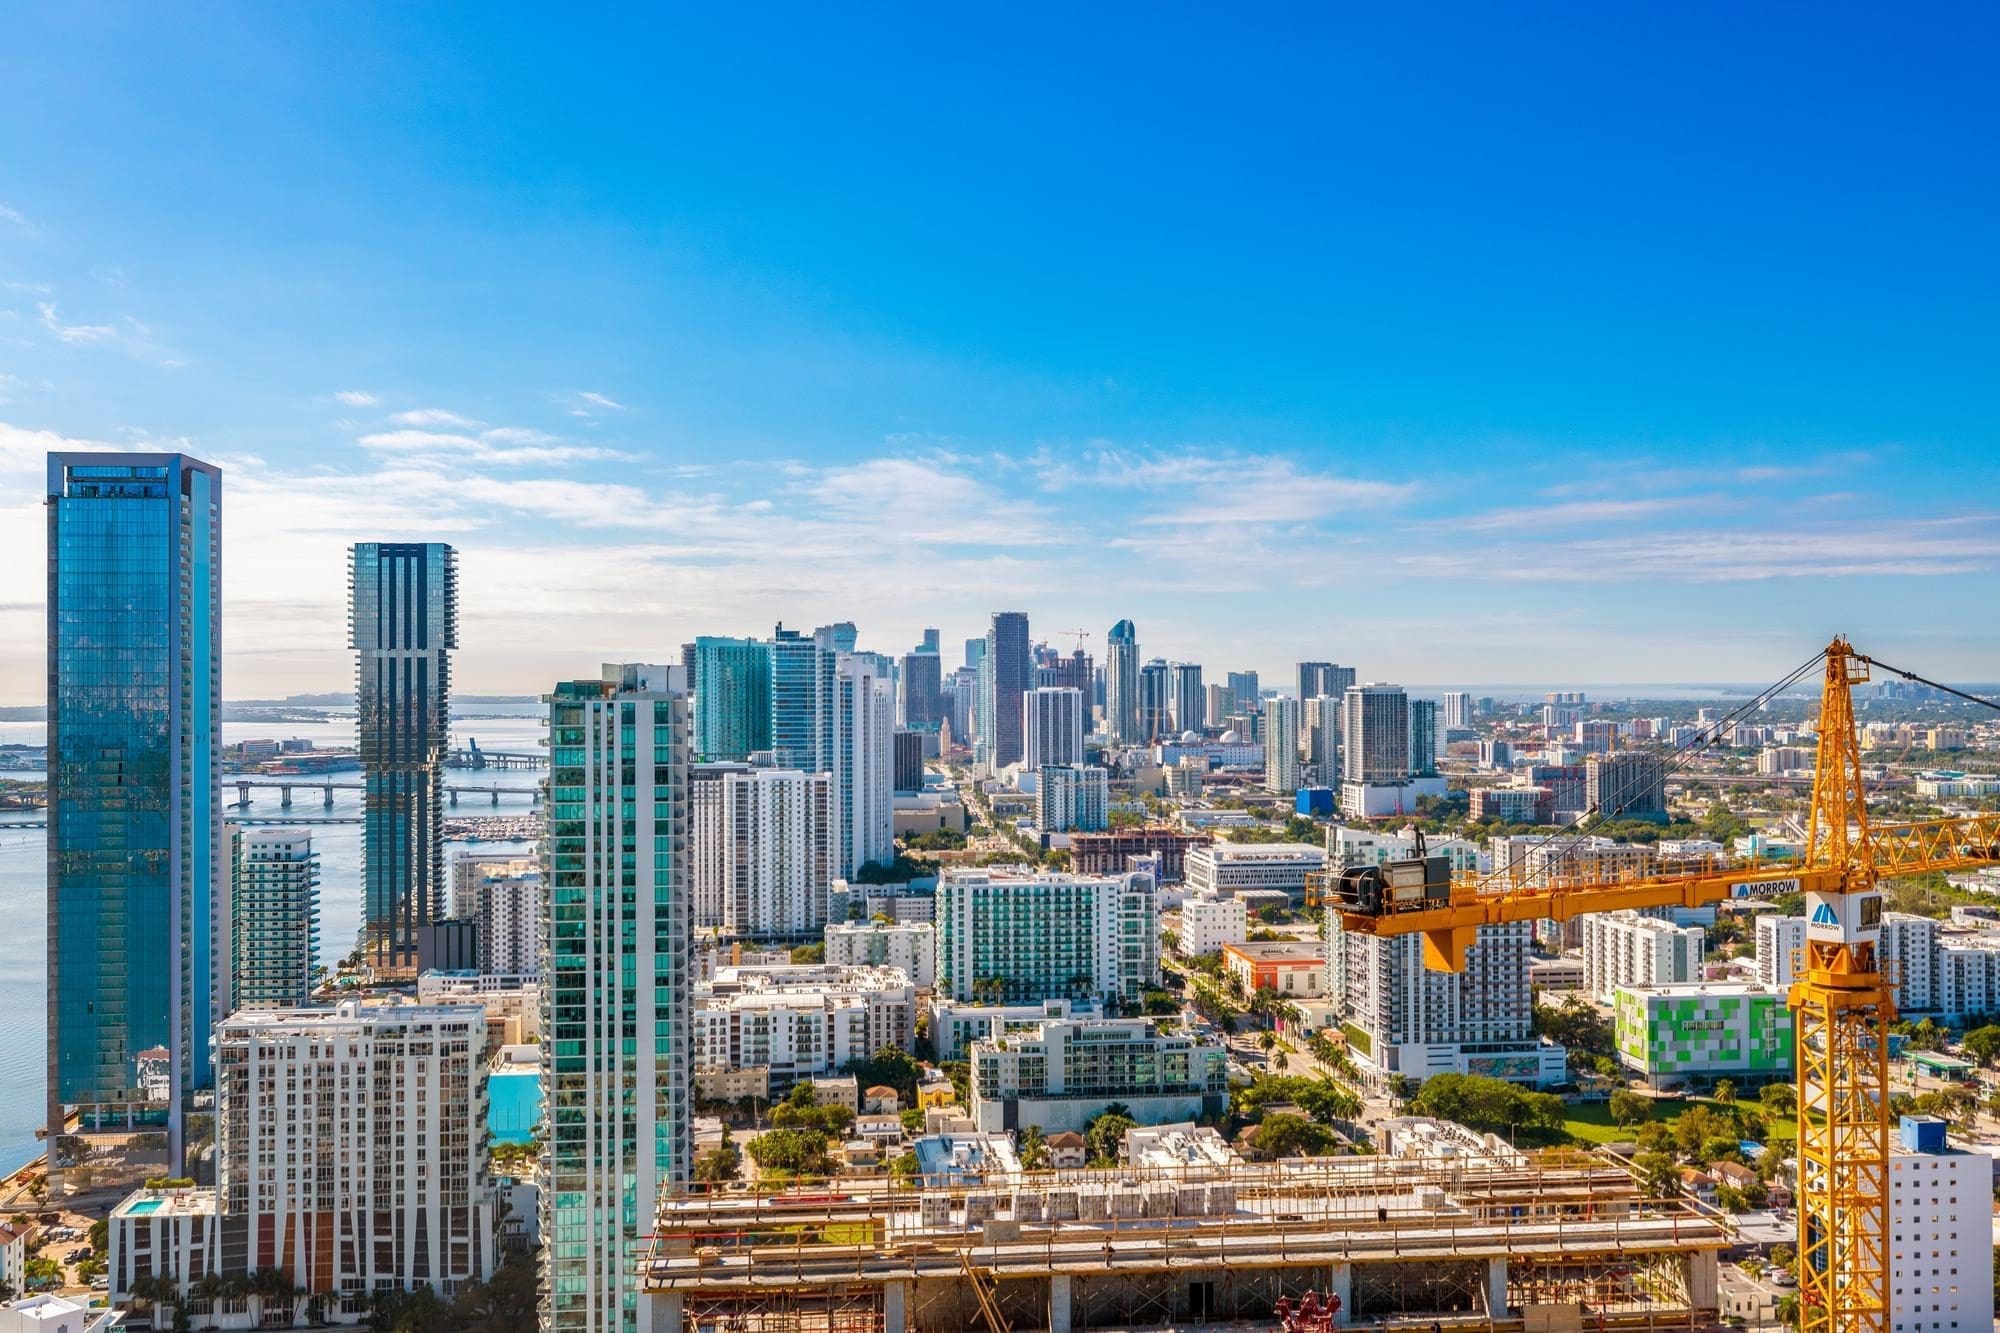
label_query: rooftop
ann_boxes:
[1197,841,1323,861]
[1222,940,1326,964]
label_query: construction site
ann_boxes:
[639,1147,1728,1332]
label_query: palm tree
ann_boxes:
[1713,1078,1738,1106]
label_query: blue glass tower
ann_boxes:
[47,453,223,1168]
[350,542,457,976]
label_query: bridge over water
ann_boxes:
[220,778,541,809]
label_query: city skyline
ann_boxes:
[4,10,2000,697]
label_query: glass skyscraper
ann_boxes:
[541,664,691,1333]
[47,452,224,1169]
[690,635,770,761]
[350,542,457,976]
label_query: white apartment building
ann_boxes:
[935,869,1159,1005]
[451,852,537,917]
[692,964,915,1090]
[1301,695,1340,784]
[824,921,937,988]
[1331,915,1565,1088]
[112,1001,497,1318]
[1889,1118,1994,1333]
[1177,892,1247,957]
[1035,763,1109,832]
[690,764,835,936]
[446,855,540,977]
[1580,911,1705,1003]
[417,970,543,1043]
[834,654,896,876]
[1263,696,1301,794]
[969,1015,1230,1133]
[926,997,1089,1061]
[1183,841,1325,901]
[229,827,320,1011]
[1754,913,1807,990]
[1024,687,1086,769]
[1441,692,1472,730]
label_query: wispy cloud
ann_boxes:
[333,390,378,407]
[390,407,480,428]
[557,389,626,419]
[354,424,635,468]
[37,301,115,345]
[1451,496,1704,533]
[0,203,35,234]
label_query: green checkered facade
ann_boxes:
[1614,986,1794,1077]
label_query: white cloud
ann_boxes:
[37,301,116,345]
[391,407,480,428]
[0,203,34,233]
[576,391,622,410]
[333,390,378,407]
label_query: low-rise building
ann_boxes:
[1044,1130,1088,1169]
[692,964,916,1091]
[1176,893,1247,957]
[1890,1116,1994,1331]
[416,969,543,1044]
[969,1015,1229,1133]
[0,1295,93,1333]
[824,920,938,988]
[1221,940,1326,998]
[926,998,1091,1061]
[1184,842,1325,903]
[0,1226,24,1308]
[1068,825,1213,883]
[1613,983,1794,1087]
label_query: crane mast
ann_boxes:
[1329,637,2000,1333]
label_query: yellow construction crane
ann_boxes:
[1328,638,2000,1333]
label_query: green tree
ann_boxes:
[1712,1078,1738,1106]
[1760,1082,1797,1116]
[1018,1125,1049,1170]
[1635,1151,1682,1199]
[789,942,827,964]
[1608,1089,1653,1128]
[1243,1112,1341,1160]
[1963,1024,2000,1066]
[843,1046,925,1103]
[1085,1110,1137,1165]
[746,1128,833,1177]
[1408,1073,1565,1141]
[694,1128,741,1184]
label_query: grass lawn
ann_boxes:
[1564,1095,1797,1146]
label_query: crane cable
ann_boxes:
[1857,657,2000,717]
[1461,648,1828,897]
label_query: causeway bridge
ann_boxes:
[221,778,541,809]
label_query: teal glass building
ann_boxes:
[350,542,457,975]
[542,664,690,1332]
[46,453,224,1167]
[690,635,770,761]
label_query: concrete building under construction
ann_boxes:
[639,1147,1726,1332]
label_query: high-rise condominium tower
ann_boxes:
[1105,619,1140,743]
[542,664,692,1333]
[351,542,457,977]
[1226,670,1261,715]
[47,452,224,1169]
[1138,658,1172,742]
[1024,687,1086,769]
[1170,662,1205,737]
[692,635,772,761]
[229,827,320,1011]
[1264,697,1302,794]
[983,611,1031,767]
[1409,699,1440,778]
[1342,684,1410,784]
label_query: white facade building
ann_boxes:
[1024,687,1086,770]
[1889,1119,1994,1333]
[229,827,320,1011]
[692,964,915,1090]
[1263,696,1301,794]
[1177,892,1248,957]
[1183,841,1325,901]
[969,1016,1230,1134]
[824,921,937,989]
[1035,763,1109,833]
[1342,684,1409,783]
[690,764,835,936]
[111,1001,497,1318]
[1580,911,1706,1004]
[1441,692,1472,730]
[1328,825,1487,875]
[834,654,896,875]
[1754,914,1807,991]
[448,854,540,977]
[926,998,1089,1061]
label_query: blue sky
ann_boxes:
[2,6,1997,696]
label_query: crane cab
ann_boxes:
[1330,852,1451,917]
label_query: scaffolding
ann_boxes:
[641,1150,1728,1332]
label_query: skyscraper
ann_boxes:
[919,627,940,654]
[229,827,320,1011]
[983,611,1031,768]
[1105,619,1140,744]
[1296,662,1336,702]
[1033,646,1092,694]
[1442,691,1473,730]
[833,653,895,874]
[1170,662,1205,737]
[1302,696,1341,782]
[1409,699,1440,778]
[692,635,772,761]
[1226,670,1261,714]
[542,664,692,1333]
[1025,687,1086,769]
[899,647,944,731]
[766,624,824,770]
[351,541,457,978]
[1264,696,1302,794]
[1138,658,1172,742]
[689,765,834,936]
[1342,684,1410,783]
[47,452,223,1169]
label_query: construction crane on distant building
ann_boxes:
[1327,637,2000,1333]
[1050,627,1091,653]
